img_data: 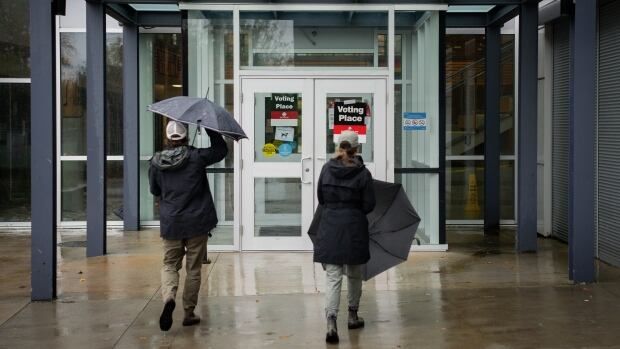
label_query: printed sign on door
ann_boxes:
[333,101,369,143]
[270,94,298,127]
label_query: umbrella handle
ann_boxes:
[191,124,199,147]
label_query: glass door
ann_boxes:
[241,78,386,250]
[314,79,387,183]
[241,78,315,250]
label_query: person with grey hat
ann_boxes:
[149,120,228,331]
[313,130,376,344]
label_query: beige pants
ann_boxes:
[325,264,363,318]
[161,235,208,312]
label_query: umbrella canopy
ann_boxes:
[148,96,247,141]
[308,180,421,281]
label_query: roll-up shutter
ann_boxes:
[552,19,570,243]
[598,0,620,267]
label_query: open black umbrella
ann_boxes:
[308,180,421,281]
[148,96,247,141]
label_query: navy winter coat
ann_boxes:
[149,130,228,240]
[313,157,376,265]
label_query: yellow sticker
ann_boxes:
[262,143,276,158]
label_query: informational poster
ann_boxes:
[403,112,427,131]
[274,126,295,142]
[270,94,298,127]
[333,101,369,143]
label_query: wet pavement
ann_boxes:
[1,228,620,348]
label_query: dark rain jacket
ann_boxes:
[313,157,376,265]
[149,130,228,240]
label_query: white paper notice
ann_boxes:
[328,107,334,130]
[274,126,295,142]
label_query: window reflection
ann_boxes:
[0,83,31,221]
[0,1,29,78]
[60,32,124,156]
[240,11,388,68]
[445,33,515,221]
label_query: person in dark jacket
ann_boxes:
[149,120,227,331]
[314,130,376,344]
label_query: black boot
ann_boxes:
[348,307,364,329]
[325,315,339,344]
[159,299,176,331]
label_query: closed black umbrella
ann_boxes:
[148,96,247,141]
[308,180,421,281]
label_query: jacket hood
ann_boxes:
[326,157,365,179]
[151,146,190,171]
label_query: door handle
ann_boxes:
[301,156,312,184]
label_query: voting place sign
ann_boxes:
[270,94,298,127]
[334,102,369,143]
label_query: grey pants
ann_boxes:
[161,235,208,312]
[325,264,363,318]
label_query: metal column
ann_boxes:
[123,23,140,231]
[438,11,447,244]
[517,1,538,252]
[86,1,107,257]
[484,24,501,235]
[30,0,57,301]
[569,0,597,283]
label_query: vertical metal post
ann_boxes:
[517,0,538,252]
[30,0,57,301]
[438,11,447,244]
[569,0,597,283]
[86,1,107,256]
[484,25,501,235]
[182,10,189,97]
[123,23,140,231]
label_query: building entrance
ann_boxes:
[241,77,387,250]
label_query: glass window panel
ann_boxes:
[61,160,124,222]
[500,160,515,220]
[139,32,185,223]
[107,161,123,221]
[187,11,233,96]
[446,160,484,220]
[395,173,439,245]
[446,34,486,156]
[60,4,121,30]
[107,33,123,156]
[254,178,301,237]
[240,11,388,68]
[500,34,515,156]
[326,94,373,162]
[187,11,235,173]
[378,33,386,67]
[61,161,86,221]
[60,32,87,155]
[60,32,124,156]
[208,173,234,245]
[254,92,303,162]
[140,160,158,221]
[0,83,31,221]
[395,12,440,169]
[379,33,403,79]
[0,1,29,78]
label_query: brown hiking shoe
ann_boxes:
[182,312,201,326]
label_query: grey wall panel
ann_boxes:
[598,0,620,267]
[552,19,570,243]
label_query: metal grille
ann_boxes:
[597,0,620,267]
[552,19,570,243]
